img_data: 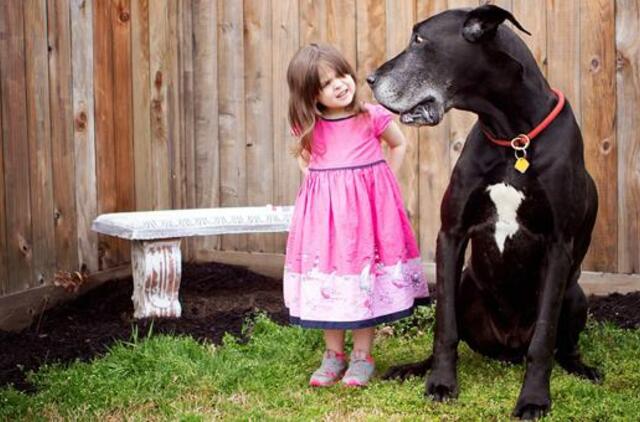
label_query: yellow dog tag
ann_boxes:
[514,157,530,173]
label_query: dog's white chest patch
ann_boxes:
[486,183,525,253]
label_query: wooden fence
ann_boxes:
[0,0,638,298]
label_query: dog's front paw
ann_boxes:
[425,370,458,401]
[583,366,604,384]
[512,393,550,420]
[382,359,431,381]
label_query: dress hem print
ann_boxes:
[284,257,429,326]
[288,297,432,329]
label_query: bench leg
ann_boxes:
[131,239,182,318]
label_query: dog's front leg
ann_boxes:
[426,229,467,401]
[513,241,572,420]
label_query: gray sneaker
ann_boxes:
[342,350,375,387]
[309,350,348,387]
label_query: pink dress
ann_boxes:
[283,103,429,329]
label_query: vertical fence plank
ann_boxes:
[245,0,275,253]
[71,0,98,273]
[386,0,420,235]
[0,51,6,293]
[581,0,617,271]
[512,0,547,75]
[356,0,386,105]
[93,0,118,269]
[131,0,153,211]
[192,0,220,257]
[25,0,56,285]
[0,0,34,292]
[166,1,183,212]
[178,0,196,259]
[417,0,450,263]
[272,0,300,252]
[218,0,246,251]
[546,0,581,124]
[49,0,79,272]
[326,0,357,66]
[112,0,135,262]
[149,0,173,211]
[616,0,640,273]
[300,0,327,44]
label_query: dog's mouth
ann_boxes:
[398,97,444,127]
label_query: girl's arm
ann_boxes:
[297,150,310,175]
[380,121,407,177]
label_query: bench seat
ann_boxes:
[92,205,293,319]
[92,205,294,240]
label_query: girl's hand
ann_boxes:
[380,121,408,177]
[297,151,310,175]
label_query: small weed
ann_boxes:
[384,304,435,338]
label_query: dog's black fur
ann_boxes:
[368,5,601,419]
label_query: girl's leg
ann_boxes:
[324,329,346,353]
[352,327,375,355]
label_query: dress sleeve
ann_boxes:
[370,103,394,138]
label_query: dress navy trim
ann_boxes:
[308,159,386,172]
[287,297,432,329]
[319,114,356,122]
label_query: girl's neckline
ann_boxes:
[319,113,357,122]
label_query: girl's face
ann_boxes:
[316,65,356,114]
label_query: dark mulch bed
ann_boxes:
[588,292,640,329]
[0,262,638,392]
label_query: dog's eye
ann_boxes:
[412,34,425,45]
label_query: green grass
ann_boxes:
[1,308,639,421]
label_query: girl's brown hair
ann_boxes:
[286,43,365,157]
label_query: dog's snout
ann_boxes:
[366,73,377,86]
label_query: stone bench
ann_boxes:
[91,205,293,319]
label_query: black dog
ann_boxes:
[368,5,601,419]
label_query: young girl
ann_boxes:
[284,43,429,387]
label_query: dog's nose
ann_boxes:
[366,74,377,86]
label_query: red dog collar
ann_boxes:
[482,88,565,148]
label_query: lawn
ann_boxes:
[1,307,639,421]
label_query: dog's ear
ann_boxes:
[462,5,531,43]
